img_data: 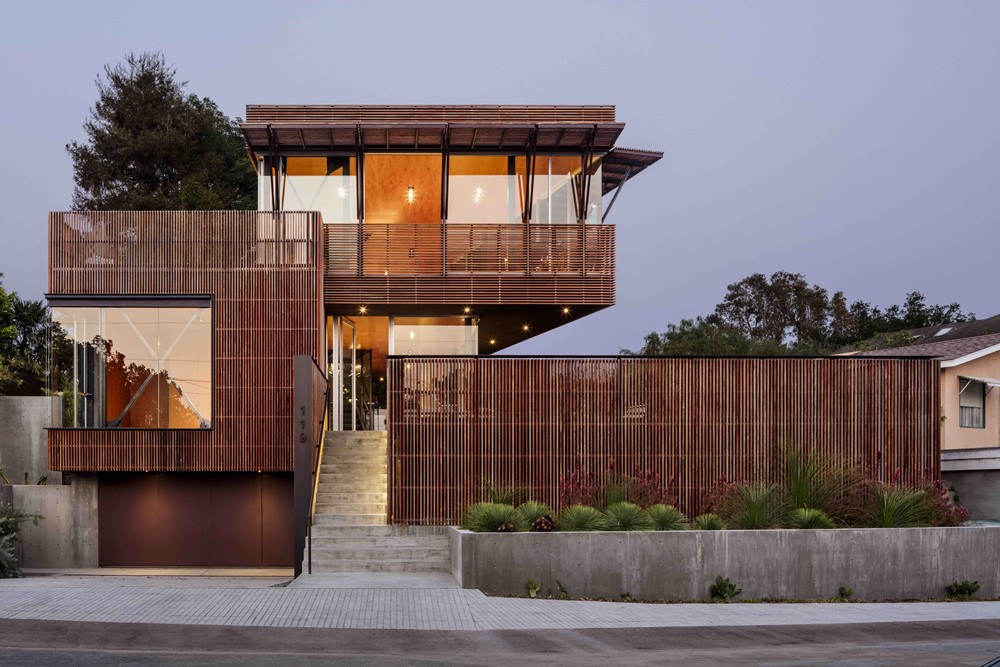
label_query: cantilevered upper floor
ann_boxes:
[240,105,660,340]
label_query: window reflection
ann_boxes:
[448,155,527,224]
[50,305,212,429]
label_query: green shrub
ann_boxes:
[557,505,609,531]
[517,501,553,526]
[527,578,542,598]
[778,441,857,515]
[945,580,980,599]
[710,575,741,602]
[715,482,788,529]
[648,504,688,531]
[864,486,931,528]
[692,513,726,530]
[603,502,654,531]
[786,507,835,529]
[463,502,527,532]
[483,480,526,506]
[838,586,853,600]
[599,477,630,510]
[0,504,42,579]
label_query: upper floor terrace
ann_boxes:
[240,105,661,326]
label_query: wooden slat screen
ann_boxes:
[47,211,324,472]
[386,356,941,525]
[324,223,615,305]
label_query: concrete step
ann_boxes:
[319,463,387,474]
[305,546,450,561]
[313,514,387,527]
[315,492,386,504]
[306,559,451,573]
[315,502,386,514]
[309,523,448,536]
[320,472,387,485]
[317,481,386,493]
[321,452,388,465]
[307,535,448,549]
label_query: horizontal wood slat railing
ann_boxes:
[47,211,325,472]
[386,356,941,525]
[324,223,615,305]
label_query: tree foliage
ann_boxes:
[67,52,255,211]
[625,271,974,356]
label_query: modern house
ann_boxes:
[45,104,941,572]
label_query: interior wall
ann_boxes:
[98,472,293,567]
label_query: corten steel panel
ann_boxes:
[263,473,296,567]
[323,223,615,306]
[386,357,941,525]
[47,211,324,472]
[98,473,293,567]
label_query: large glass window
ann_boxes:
[259,156,357,223]
[534,156,602,224]
[51,303,212,429]
[365,153,442,224]
[393,317,478,356]
[448,155,528,224]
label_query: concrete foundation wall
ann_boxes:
[0,396,62,484]
[944,469,1000,521]
[452,527,1000,601]
[2,475,99,568]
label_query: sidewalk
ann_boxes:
[1,572,1000,631]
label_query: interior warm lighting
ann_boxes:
[359,305,368,314]
[406,186,415,203]
[489,339,497,346]
[379,377,385,382]
[562,306,571,316]
[473,186,484,203]
[337,186,346,199]
[463,306,471,314]
[409,330,415,340]
[522,324,530,333]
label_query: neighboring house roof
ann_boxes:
[849,313,1000,352]
[854,332,1000,366]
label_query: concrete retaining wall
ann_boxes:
[451,527,1000,601]
[1,475,99,568]
[0,396,62,484]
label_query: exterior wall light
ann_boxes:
[359,305,368,314]
[522,324,530,332]
[562,306,571,316]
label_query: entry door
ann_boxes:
[341,318,356,430]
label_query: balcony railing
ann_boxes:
[325,223,614,277]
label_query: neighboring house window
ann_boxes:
[50,300,212,429]
[959,379,986,429]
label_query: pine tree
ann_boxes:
[67,52,255,211]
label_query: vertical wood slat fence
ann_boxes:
[47,211,324,472]
[386,356,941,525]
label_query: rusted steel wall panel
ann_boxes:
[47,211,324,472]
[386,357,940,525]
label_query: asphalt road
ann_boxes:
[0,618,998,666]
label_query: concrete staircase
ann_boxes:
[306,431,451,573]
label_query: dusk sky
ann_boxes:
[1,1,998,354]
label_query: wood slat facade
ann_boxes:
[323,223,615,306]
[386,356,941,525]
[47,211,324,472]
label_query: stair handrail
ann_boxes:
[307,372,330,575]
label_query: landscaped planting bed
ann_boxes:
[449,444,979,601]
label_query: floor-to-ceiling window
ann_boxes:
[50,301,212,429]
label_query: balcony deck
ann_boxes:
[323,223,615,307]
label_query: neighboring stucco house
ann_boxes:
[856,330,1000,518]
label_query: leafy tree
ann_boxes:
[67,52,255,211]
[627,271,974,356]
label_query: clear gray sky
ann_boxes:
[1,1,998,354]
